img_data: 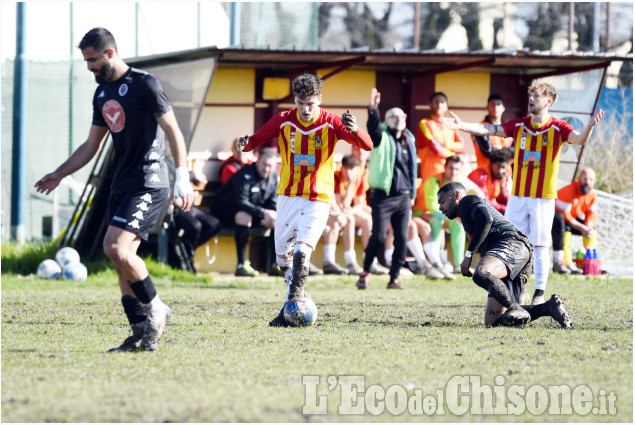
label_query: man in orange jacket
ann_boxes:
[551,168,598,274]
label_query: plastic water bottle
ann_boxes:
[592,249,599,275]
[583,248,592,275]
[577,250,585,260]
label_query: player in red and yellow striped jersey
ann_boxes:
[444,80,604,305]
[236,73,372,327]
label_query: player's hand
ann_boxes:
[460,257,472,277]
[341,109,358,134]
[589,109,605,127]
[174,166,194,212]
[370,88,381,109]
[34,171,63,195]
[262,210,276,228]
[236,135,249,152]
[443,111,462,130]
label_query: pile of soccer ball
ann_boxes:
[36,247,88,281]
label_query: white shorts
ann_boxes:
[505,196,555,246]
[274,195,331,257]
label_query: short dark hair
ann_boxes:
[258,147,278,161]
[489,149,513,164]
[78,27,117,52]
[445,155,463,166]
[292,73,323,99]
[438,182,466,197]
[430,92,447,102]
[341,154,360,168]
[487,93,504,103]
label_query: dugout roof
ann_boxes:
[129,45,632,78]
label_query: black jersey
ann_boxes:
[92,67,172,194]
[458,195,518,254]
[211,163,279,219]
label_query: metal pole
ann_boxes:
[605,3,611,51]
[568,2,575,51]
[230,2,241,46]
[135,2,140,56]
[413,2,421,49]
[197,2,201,48]
[592,2,600,52]
[11,2,27,243]
[69,2,75,204]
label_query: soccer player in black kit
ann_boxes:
[35,28,194,351]
[436,182,572,328]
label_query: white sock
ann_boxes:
[344,250,357,266]
[553,250,564,263]
[534,246,550,291]
[323,244,336,265]
[407,238,426,269]
[423,241,442,266]
[384,248,394,267]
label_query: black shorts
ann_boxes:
[107,187,169,240]
[484,232,533,303]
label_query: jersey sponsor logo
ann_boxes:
[294,154,316,167]
[522,150,541,162]
[102,99,125,133]
[118,84,128,96]
[112,215,127,223]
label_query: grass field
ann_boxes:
[1,256,632,422]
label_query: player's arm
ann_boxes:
[157,110,194,212]
[567,109,605,145]
[236,116,281,152]
[444,111,506,137]
[34,125,109,195]
[464,202,493,254]
[340,110,373,151]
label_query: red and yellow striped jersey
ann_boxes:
[243,108,372,204]
[502,115,573,199]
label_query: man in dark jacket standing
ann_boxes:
[357,88,418,290]
[210,148,279,276]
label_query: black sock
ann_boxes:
[534,289,545,297]
[121,295,146,325]
[235,225,250,265]
[128,276,157,305]
[522,303,550,321]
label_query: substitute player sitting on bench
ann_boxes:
[437,182,572,328]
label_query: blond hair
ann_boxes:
[528,80,558,104]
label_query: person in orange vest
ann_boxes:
[467,149,513,214]
[444,80,604,305]
[472,93,514,172]
[551,168,598,274]
[413,92,465,214]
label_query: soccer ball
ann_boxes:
[37,259,62,280]
[284,297,318,327]
[55,247,80,268]
[62,262,88,281]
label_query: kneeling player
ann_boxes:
[437,182,572,328]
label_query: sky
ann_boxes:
[1,2,231,62]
